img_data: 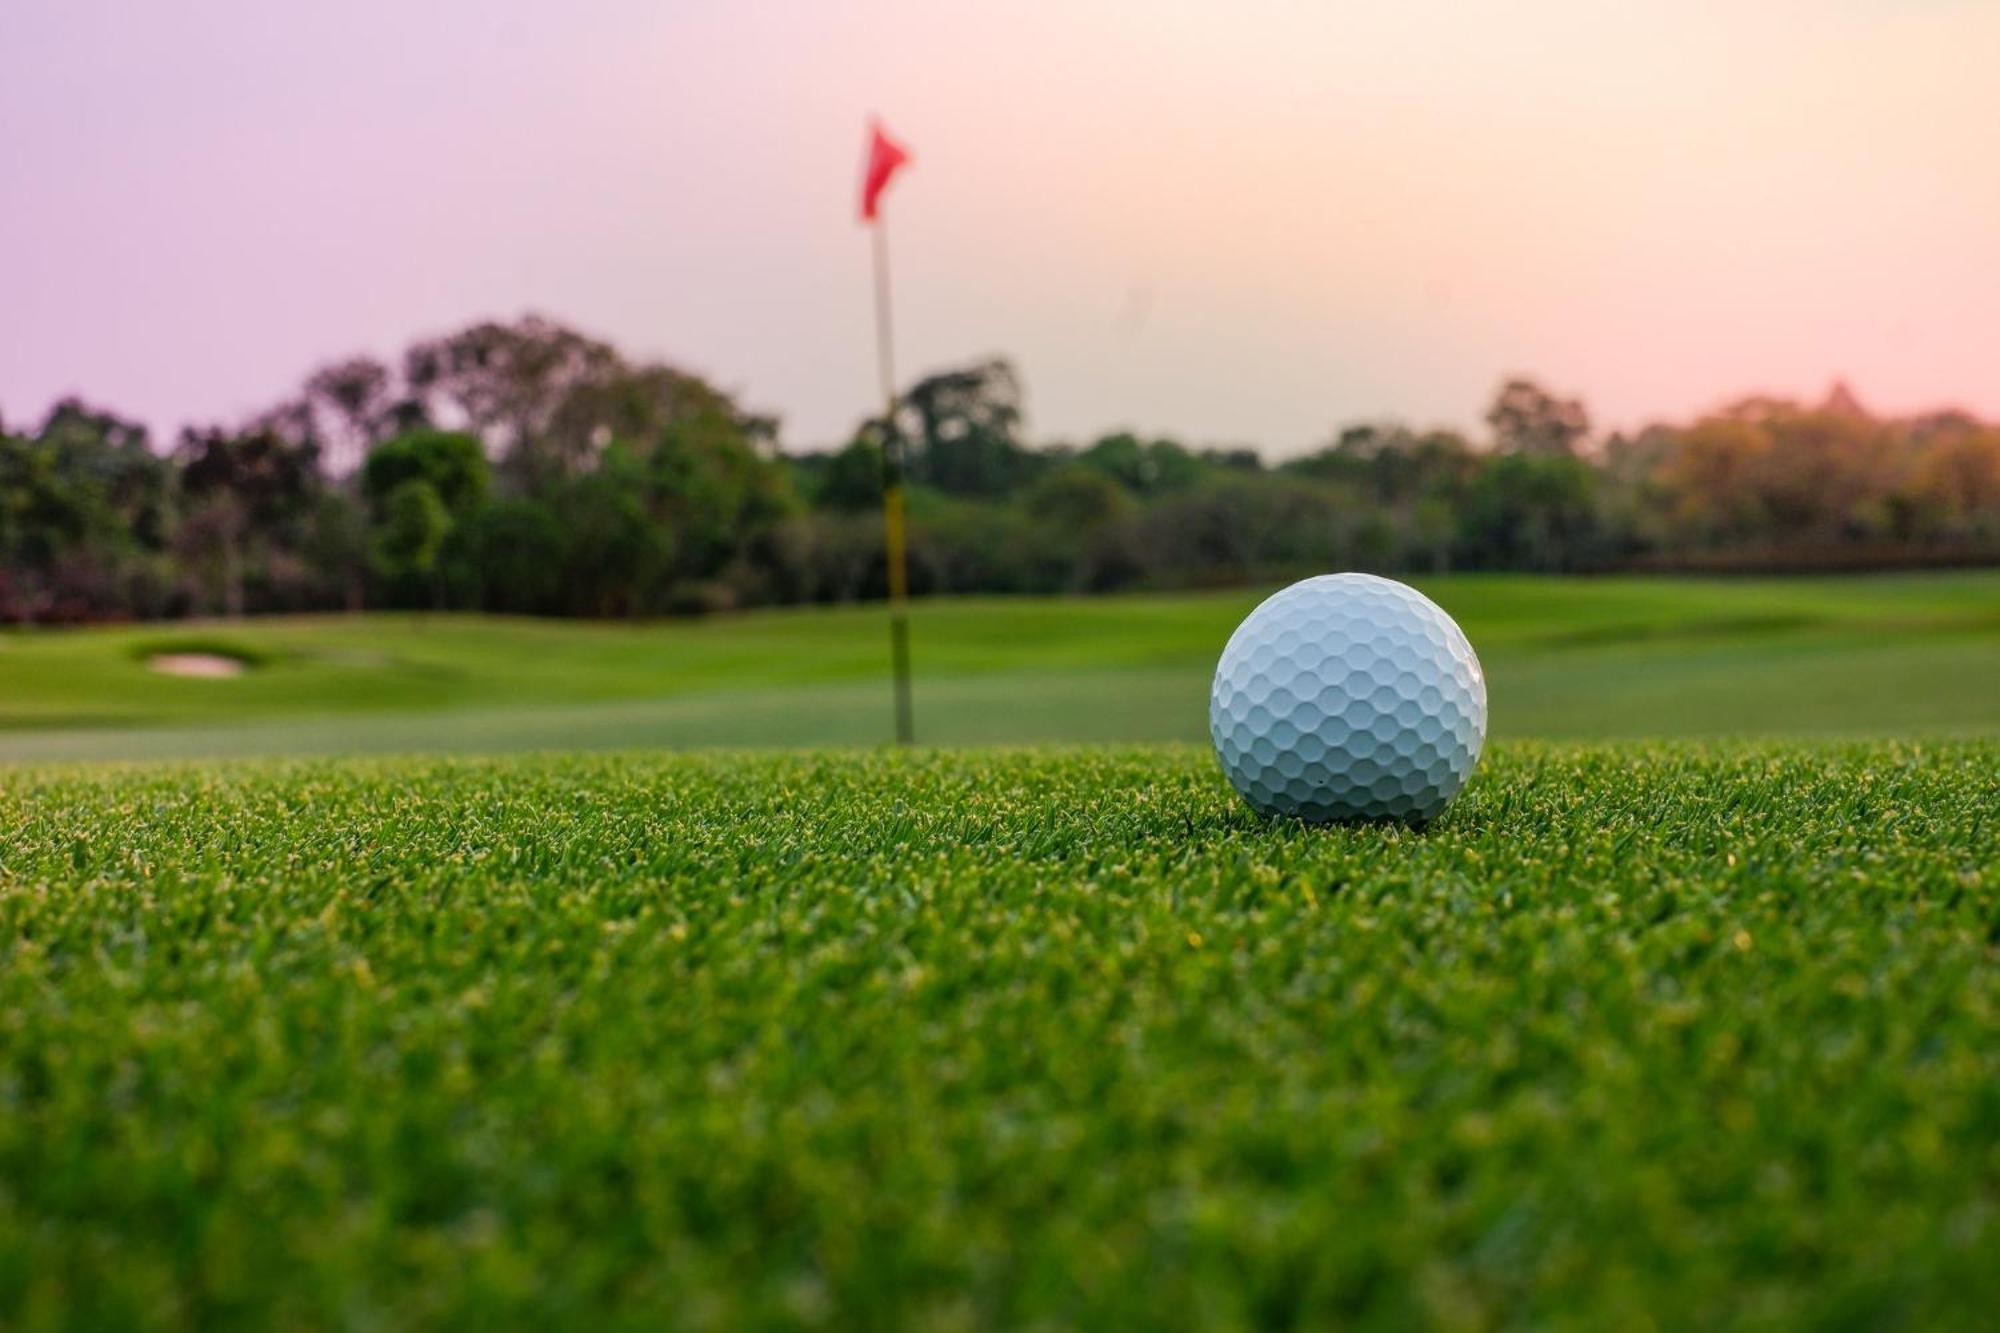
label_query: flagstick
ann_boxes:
[872,216,915,746]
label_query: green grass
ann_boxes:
[0,571,1995,760]
[1,742,1995,1328]
[5,576,1996,1322]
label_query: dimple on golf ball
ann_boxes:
[1210,573,1486,823]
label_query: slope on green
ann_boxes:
[2,742,1995,1328]
[0,571,1995,759]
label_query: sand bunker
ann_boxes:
[149,653,247,679]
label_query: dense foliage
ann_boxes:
[2,742,1994,1327]
[3,317,1996,622]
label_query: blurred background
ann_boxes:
[1,0,1995,759]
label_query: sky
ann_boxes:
[5,0,1998,456]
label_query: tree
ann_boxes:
[648,401,798,583]
[1287,425,1478,506]
[900,358,1039,497]
[553,447,675,617]
[812,435,888,512]
[402,316,623,487]
[1025,465,1134,532]
[1910,424,2000,538]
[1076,433,1204,495]
[1458,453,1599,570]
[1655,418,1772,545]
[372,479,452,606]
[1753,404,1894,543]
[33,400,169,545]
[362,430,489,517]
[453,498,569,614]
[302,491,371,612]
[1487,378,1590,457]
[0,404,170,621]
[398,315,789,516]
[176,423,322,616]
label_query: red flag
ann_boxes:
[859,120,910,222]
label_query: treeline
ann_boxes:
[2,316,1996,623]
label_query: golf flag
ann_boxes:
[860,118,915,743]
[860,121,910,222]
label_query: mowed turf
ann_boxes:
[3,742,1996,1328]
[0,570,1994,759]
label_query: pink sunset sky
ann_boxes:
[5,0,1997,456]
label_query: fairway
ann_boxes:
[0,571,1995,760]
[3,742,1995,1327]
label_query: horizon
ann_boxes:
[0,309,1941,462]
[6,0,1998,455]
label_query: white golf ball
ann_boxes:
[1209,573,1486,823]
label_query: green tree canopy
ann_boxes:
[372,479,452,597]
[362,430,489,516]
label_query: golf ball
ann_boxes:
[1210,573,1486,823]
